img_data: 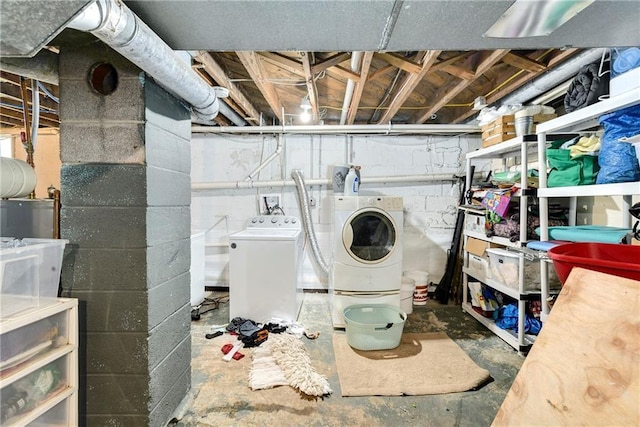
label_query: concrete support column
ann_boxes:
[59,44,192,426]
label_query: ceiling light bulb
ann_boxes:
[300,96,312,110]
[300,110,311,123]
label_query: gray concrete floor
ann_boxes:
[173,292,523,427]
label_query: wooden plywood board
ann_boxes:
[492,268,640,426]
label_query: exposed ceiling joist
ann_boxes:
[417,49,510,123]
[258,52,305,77]
[441,64,475,81]
[502,52,547,73]
[311,52,351,75]
[367,64,394,82]
[329,65,361,82]
[376,50,442,124]
[236,51,283,119]
[375,52,422,74]
[0,106,59,128]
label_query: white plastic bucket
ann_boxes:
[403,270,429,286]
[400,277,415,314]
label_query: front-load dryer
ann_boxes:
[331,196,403,327]
[332,196,403,292]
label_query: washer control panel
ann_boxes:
[247,215,301,228]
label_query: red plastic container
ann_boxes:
[547,242,640,284]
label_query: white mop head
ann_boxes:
[249,333,332,397]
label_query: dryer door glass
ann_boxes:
[346,211,396,263]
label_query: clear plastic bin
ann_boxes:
[467,253,490,280]
[0,357,71,425]
[1,238,68,316]
[1,310,70,375]
[486,248,560,291]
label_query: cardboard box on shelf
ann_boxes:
[466,236,499,257]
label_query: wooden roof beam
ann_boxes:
[0,106,58,128]
[441,64,475,81]
[191,51,261,124]
[328,65,361,82]
[346,51,374,125]
[376,50,442,124]
[0,116,23,127]
[257,52,305,77]
[375,52,422,74]
[300,51,320,124]
[428,52,471,73]
[311,52,351,75]
[502,52,547,73]
[236,51,284,120]
[367,64,394,82]
[417,50,509,123]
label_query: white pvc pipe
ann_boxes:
[245,135,283,181]
[192,173,464,191]
[69,0,219,120]
[30,79,39,150]
[192,123,480,135]
[340,51,362,125]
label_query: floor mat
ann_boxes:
[333,332,491,396]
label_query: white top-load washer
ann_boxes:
[228,215,304,323]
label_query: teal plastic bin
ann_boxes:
[343,304,406,351]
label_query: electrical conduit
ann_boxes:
[68,0,219,120]
[290,169,330,276]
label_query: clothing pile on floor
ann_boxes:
[224,317,331,397]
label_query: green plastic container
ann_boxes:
[343,304,406,351]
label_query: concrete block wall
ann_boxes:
[191,133,484,289]
[59,45,191,426]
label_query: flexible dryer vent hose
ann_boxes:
[291,169,330,276]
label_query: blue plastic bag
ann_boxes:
[596,104,640,184]
[494,304,542,335]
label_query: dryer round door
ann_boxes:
[342,207,398,264]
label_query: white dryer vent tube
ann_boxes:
[291,169,330,276]
[1,157,37,198]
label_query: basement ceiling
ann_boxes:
[1,0,639,130]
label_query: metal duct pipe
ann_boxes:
[290,169,330,277]
[245,135,283,181]
[192,123,479,135]
[191,172,467,191]
[497,48,607,107]
[191,100,249,127]
[340,51,362,125]
[219,101,249,127]
[0,50,59,85]
[68,0,219,120]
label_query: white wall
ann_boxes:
[191,132,484,290]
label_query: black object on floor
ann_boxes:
[436,167,473,304]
